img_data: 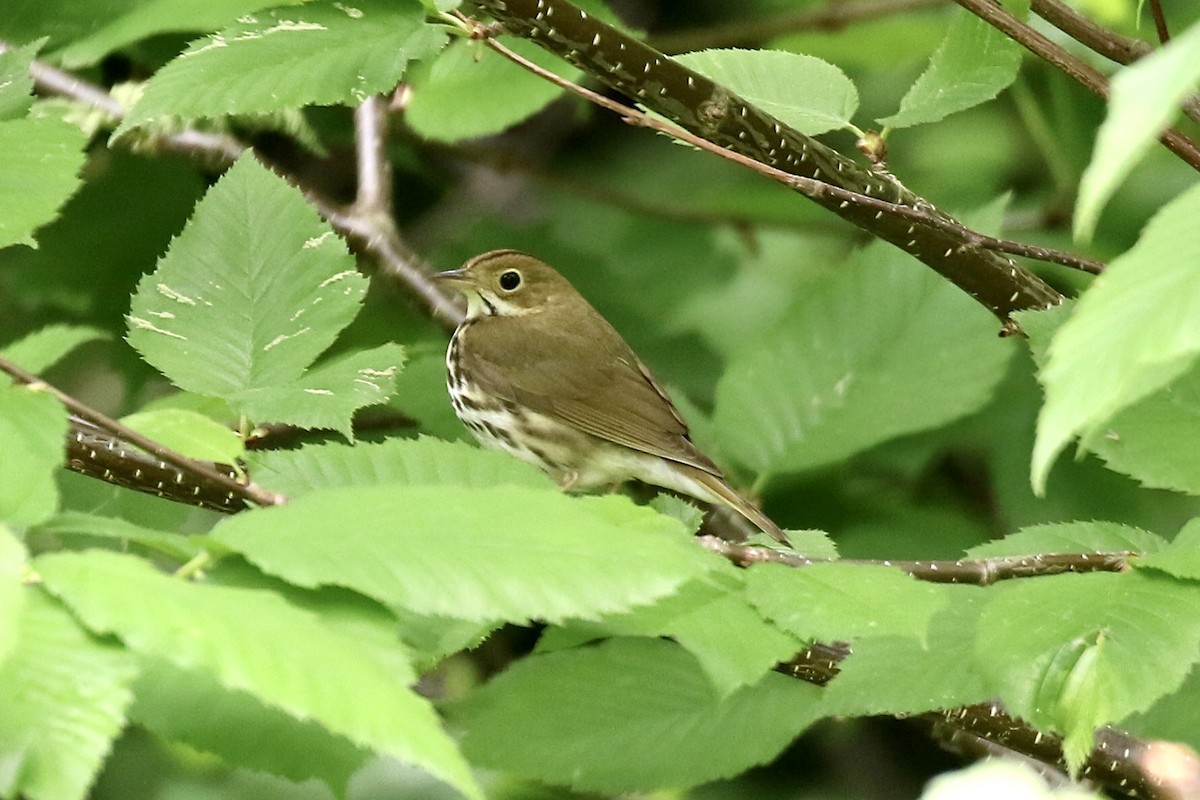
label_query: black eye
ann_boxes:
[499,270,522,291]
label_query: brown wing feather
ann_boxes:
[460,305,721,477]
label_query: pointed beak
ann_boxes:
[432,268,475,291]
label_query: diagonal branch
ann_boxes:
[465,0,1064,323]
[0,356,282,509]
[467,25,1104,277]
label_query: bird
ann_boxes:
[434,249,787,544]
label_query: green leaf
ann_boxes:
[245,436,551,497]
[0,385,66,526]
[234,343,405,438]
[711,238,1013,475]
[30,511,205,562]
[126,155,369,420]
[1032,183,1200,493]
[0,41,38,120]
[745,563,949,644]
[120,408,244,463]
[819,587,992,717]
[55,0,286,68]
[131,657,368,792]
[406,37,581,143]
[1137,518,1200,580]
[0,589,137,800]
[538,573,802,696]
[966,521,1167,559]
[1075,20,1200,240]
[674,48,858,136]
[976,571,1200,770]
[1087,365,1200,494]
[878,8,1023,129]
[458,637,823,793]
[211,485,714,624]
[116,0,445,135]
[0,324,107,374]
[782,529,841,560]
[0,116,87,249]
[36,550,480,800]
[0,530,27,666]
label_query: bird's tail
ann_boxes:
[690,470,788,544]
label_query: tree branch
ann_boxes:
[462,0,1065,321]
[698,536,1131,583]
[1,357,281,509]
[66,418,249,513]
[471,27,1103,275]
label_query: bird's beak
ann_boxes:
[432,268,476,291]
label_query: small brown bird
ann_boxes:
[435,249,787,543]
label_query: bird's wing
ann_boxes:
[461,311,722,477]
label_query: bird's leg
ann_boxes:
[557,470,580,491]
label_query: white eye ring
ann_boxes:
[499,270,522,291]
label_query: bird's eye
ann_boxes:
[498,270,522,291]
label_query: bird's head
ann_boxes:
[434,250,575,320]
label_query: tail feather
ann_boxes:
[692,471,788,544]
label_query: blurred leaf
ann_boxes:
[245,436,551,497]
[0,530,26,665]
[711,238,1013,476]
[1033,183,1200,493]
[675,48,858,135]
[0,386,65,526]
[0,116,87,249]
[976,571,1200,770]
[0,589,137,800]
[120,408,244,463]
[37,549,480,799]
[0,41,38,120]
[117,0,444,135]
[212,485,714,624]
[31,511,204,561]
[131,657,368,792]
[406,37,580,142]
[1075,21,1200,240]
[878,7,1023,129]
[458,637,823,793]
[0,324,107,374]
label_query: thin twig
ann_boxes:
[952,0,1200,172]
[697,536,1131,584]
[460,16,1104,276]
[353,94,394,216]
[1148,0,1170,43]
[0,357,284,508]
